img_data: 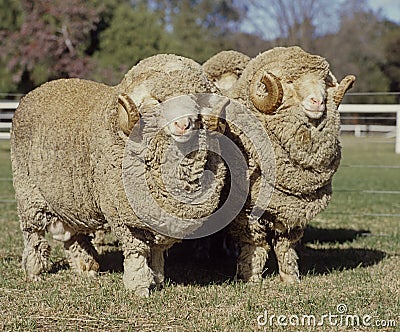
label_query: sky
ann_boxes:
[241,0,400,40]
[368,0,400,22]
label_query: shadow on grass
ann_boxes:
[297,225,386,275]
[297,246,386,275]
[302,225,370,244]
[46,225,386,284]
[165,225,386,284]
[165,235,237,286]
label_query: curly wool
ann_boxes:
[202,50,251,82]
[122,101,226,238]
[223,47,341,229]
[119,54,218,103]
[204,46,347,283]
[11,54,227,295]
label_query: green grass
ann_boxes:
[0,136,399,331]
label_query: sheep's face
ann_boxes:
[292,75,327,119]
[165,115,200,143]
[162,96,201,143]
[213,72,238,91]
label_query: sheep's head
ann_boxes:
[116,54,224,138]
[161,95,201,143]
[249,68,355,119]
[246,47,355,120]
[249,68,330,118]
[290,73,328,120]
[117,92,227,145]
[203,50,251,92]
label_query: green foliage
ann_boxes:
[0,0,399,97]
[0,0,22,30]
[316,7,398,103]
[0,0,22,93]
[158,0,243,63]
[381,22,400,97]
[92,3,172,85]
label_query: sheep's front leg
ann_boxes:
[111,223,156,297]
[21,230,51,280]
[122,239,156,297]
[150,246,166,289]
[237,242,270,282]
[273,232,302,284]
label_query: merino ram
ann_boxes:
[11,54,229,297]
[203,46,355,283]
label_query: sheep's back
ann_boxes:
[11,78,114,230]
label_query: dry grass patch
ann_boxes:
[0,137,399,331]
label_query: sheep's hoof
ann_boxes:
[26,273,44,282]
[123,273,157,298]
[86,270,98,278]
[123,279,154,298]
[247,274,263,283]
[134,287,150,298]
[279,271,300,284]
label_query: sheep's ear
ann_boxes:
[118,93,140,135]
[202,98,229,133]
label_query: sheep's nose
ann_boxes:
[310,97,322,106]
[174,119,191,130]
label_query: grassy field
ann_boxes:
[0,136,399,331]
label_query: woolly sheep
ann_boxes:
[203,46,355,283]
[11,54,228,297]
[203,50,250,92]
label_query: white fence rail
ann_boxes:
[0,100,17,140]
[1,101,400,153]
[338,104,400,153]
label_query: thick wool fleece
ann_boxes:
[223,46,341,232]
[122,101,226,239]
[118,54,218,103]
[204,46,346,282]
[11,54,227,295]
[202,50,251,82]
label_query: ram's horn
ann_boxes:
[118,93,140,135]
[249,68,283,114]
[334,75,356,106]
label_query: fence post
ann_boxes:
[396,110,400,154]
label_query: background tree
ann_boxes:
[92,2,172,85]
[0,0,23,93]
[316,0,394,103]
[381,22,400,102]
[144,0,246,62]
[0,0,399,101]
[0,0,100,93]
[247,0,334,52]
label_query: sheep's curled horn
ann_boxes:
[249,68,283,114]
[118,93,140,135]
[334,75,356,106]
